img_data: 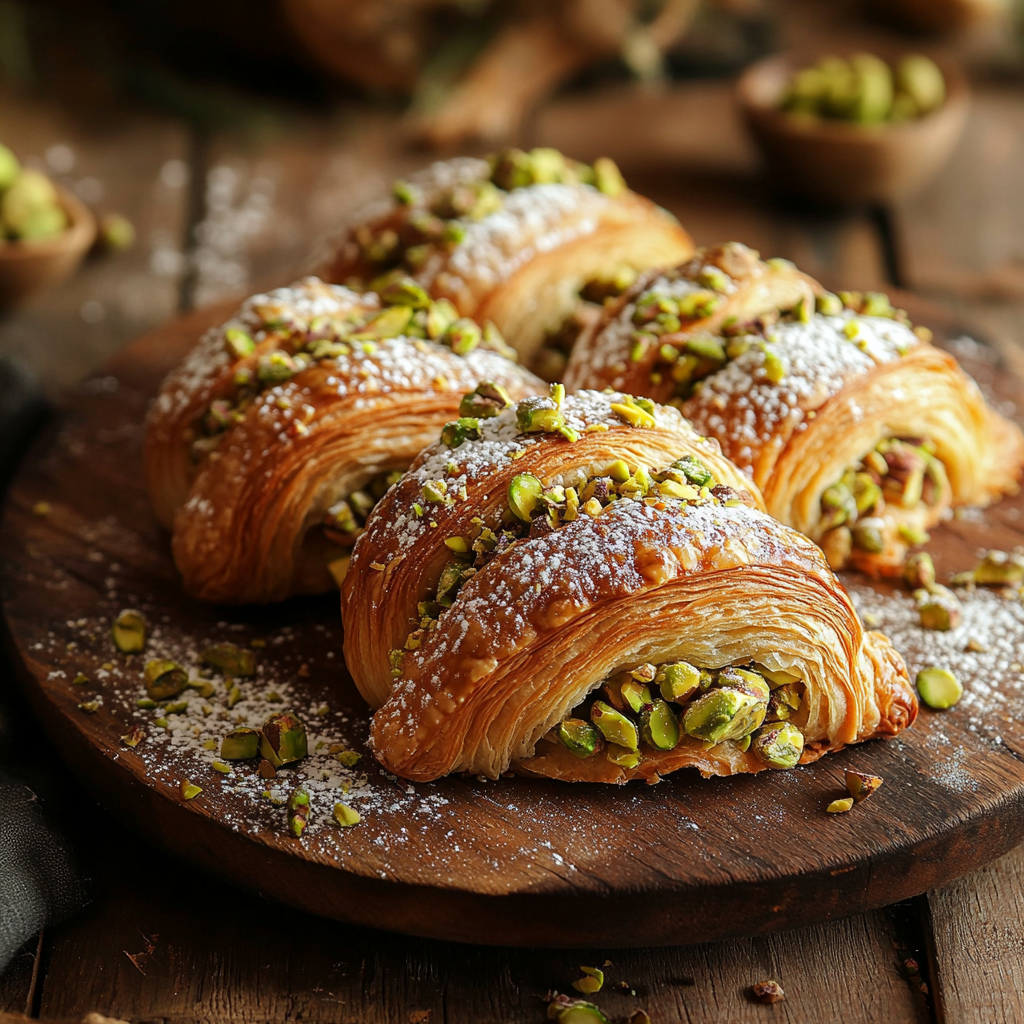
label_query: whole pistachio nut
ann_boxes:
[715,667,771,703]
[112,609,147,654]
[220,727,260,760]
[845,769,883,803]
[201,643,257,678]
[508,473,543,522]
[260,712,308,767]
[655,661,704,703]
[590,701,640,752]
[640,699,681,751]
[682,688,766,744]
[144,659,188,700]
[750,723,804,769]
[974,550,1024,586]
[459,381,512,418]
[440,417,480,449]
[516,395,565,434]
[903,551,936,591]
[916,667,962,710]
[557,718,602,759]
[287,787,310,838]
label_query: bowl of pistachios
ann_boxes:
[736,50,969,206]
[0,143,96,308]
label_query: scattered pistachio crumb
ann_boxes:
[333,802,360,827]
[827,797,854,814]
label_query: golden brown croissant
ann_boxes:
[320,148,693,380]
[145,277,543,604]
[565,242,1024,574]
[342,387,915,783]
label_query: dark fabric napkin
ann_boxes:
[0,354,88,973]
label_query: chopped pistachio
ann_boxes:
[916,667,962,709]
[640,699,681,751]
[260,711,308,767]
[224,327,255,359]
[671,455,714,487]
[212,761,232,774]
[516,395,566,434]
[851,518,885,553]
[72,672,90,686]
[381,277,430,309]
[827,797,854,814]
[287,787,311,838]
[572,967,604,995]
[436,561,472,607]
[915,585,962,631]
[353,304,413,341]
[903,552,936,591]
[845,769,883,803]
[121,725,145,748]
[221,727,260,760]
[591,701,640,752]
[619,679,652,713]
[201,643,256,678]
[682,687,766,744]
[547,996,609,1023]
[442,318,482,356]
[112,609,146,654]
[333,802,361,827]
[180,780,202,800]
[227,685,242,709]
[816,292,844,316]
[593,156,626,196]
[426,298,459,340]
[750,723,804,769]
[610,398,656,429]
[716,667,770,702]
[256,350,298,383]
[77,699,99,714]
[605,744,642,768]
[557,719,602,759]
[508,473,543,522]
[440,417,480,449]
[459,381,512,418]
[422,479,448,503]
[144,659,188,700]
[335,750,361,767]
[974,550,1024,586]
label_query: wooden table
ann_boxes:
[2,5,1024,1021]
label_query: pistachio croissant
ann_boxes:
[342,388,915,783]
[145,276,542,603]
[320,148,693,380]
[565,242,1024,575]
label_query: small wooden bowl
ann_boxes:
[736,52,970,207]
[0,185,96,308]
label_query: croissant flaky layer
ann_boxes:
[566,242,1024,572]
[320,151,693,373]
[145,277,543,603]
[342,389,915,784]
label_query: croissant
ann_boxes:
[342,387,915,783]
[320,148,693,380]
[145,277,543,604]
[565,242,1024,574]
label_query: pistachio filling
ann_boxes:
[358,147,628,296]
[639,285,927,403]
[190,278,514,462]
[322,469,404,548]
[554,661,807,771]
[817,436,948,570]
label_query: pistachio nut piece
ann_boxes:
[112,609,147,654]
[333,802,360,827]
[220,727,260,760]
[916,667,962,709]
[852,518,886,553]
[590,701,640,753]
[845,769,883,803]
[440,417,481,449]
[827,797,854,814]
[459,381,512,419]
[903,551,936,591]
[143,659,188,700]
[669,455,714,487]
[180,780,202,801]
[655,661,704,702]
[260,711,309,767]
[716,667,771,703]
[516,395,565,434]
[546,996,609,1023]
[682,688,766,744]
[915,585,962,631]
[381,277,431,309]
[750,723,804,769]
[442,318,482,356]
[640,699,681,751]
[974,549,1024,586]
[287,787,310,838]
[557,719,602,759]
[508,473,543,522]
[605,743,642,768]
[572,967,604,995]
[201,643,257,678]
[619,679,652,714]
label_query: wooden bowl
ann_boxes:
[0,185,96,308]
[736,51,970,207]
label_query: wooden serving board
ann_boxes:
[3,302,1024,949]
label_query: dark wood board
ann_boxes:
[2,301,1024,950]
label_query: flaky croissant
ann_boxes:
[565,242,1024,574]
[320,148,693,380]
[342,387,915,783]
[145,277,542,603]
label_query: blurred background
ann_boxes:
[0,0,1021,394]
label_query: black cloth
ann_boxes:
[0,354,87,973]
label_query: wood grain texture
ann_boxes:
[2,299,1024,949]
[927,844,1024,1024]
